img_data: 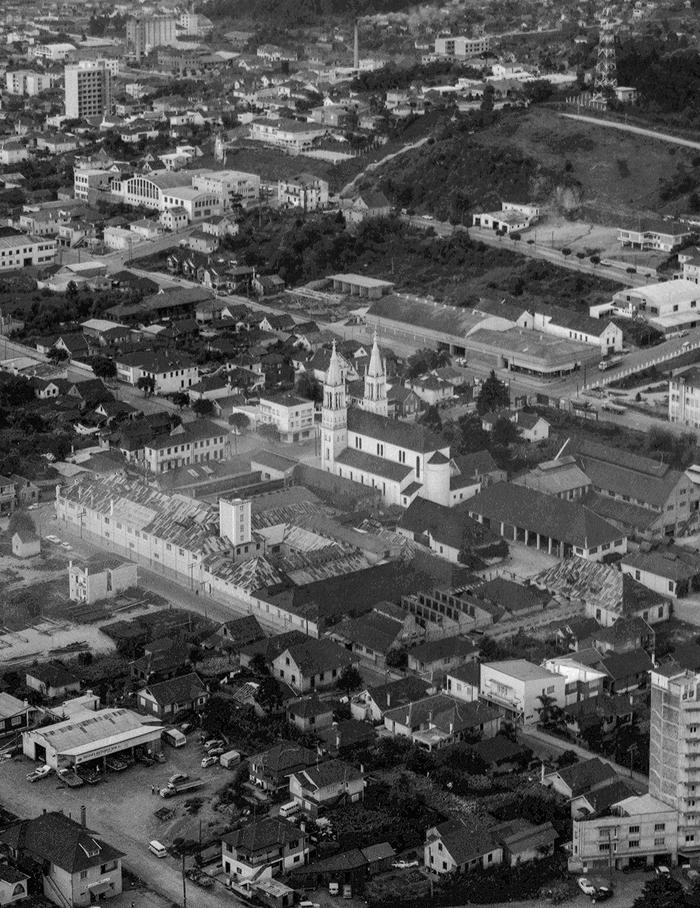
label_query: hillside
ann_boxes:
[370,106,700,225]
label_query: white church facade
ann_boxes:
[321,337,474,508]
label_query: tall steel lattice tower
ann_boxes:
[593,4,618,98]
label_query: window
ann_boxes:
[628,840,639,848]
[80,871,88,880]
[688,835,697,843]
[628,826,640,834]
[654,823,666,832]
[654,838,665,847]
[599,844,610,852]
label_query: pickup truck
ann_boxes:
[57,768,84,788]
[160,779,203,799]
[26,765,52,783]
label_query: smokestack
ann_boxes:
[353,20,359,70]
[80,805,86,827]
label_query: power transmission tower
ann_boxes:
[593,3,618,101]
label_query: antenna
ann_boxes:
[593,4,618,102]
[554,438,570,461]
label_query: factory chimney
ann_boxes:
[353,20,359,71]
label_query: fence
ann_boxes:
[583,338,700,390]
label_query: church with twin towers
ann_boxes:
[320,335,477,508]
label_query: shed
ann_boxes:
[12,530,41,558]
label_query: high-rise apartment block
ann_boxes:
[64,62,112,120]
[650,663,700,858]
[126,16,178,59]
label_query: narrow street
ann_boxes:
[561,113,700,151]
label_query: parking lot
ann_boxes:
[0,733,242,907]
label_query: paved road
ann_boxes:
[58,226,197,269]
[400,214,653,287]
[561,112,700,151]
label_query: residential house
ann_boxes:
[344,190,392,225]
[544,757,618,802]
[444,663,480,703]
[383,693,502,751]
[136,672,209,719]
[25,664,80,700]
[0,476,16,516]
[562,693,637,745]
[588,617,656,656]
[11,530,40,558]
[289,760,365,817]
[278,174,329,210]
[424,819,502,876]
[143,420,228,474]
[129,639,190,683]
[471,735,529,775]
[249,743,320,796]
[317,719,376,757]
[621,546,700,599]
[569,777,637,820]
[332,604,418,669]
[0,693,35,735]
[206,615,265,652]
[490,819,558,866]
[351,676,433,724]
[115,350,199,394]
[286,694,335,733]
[480,659,566,725]
[0,811,124,906]
[272,638,357,694]
[221,818,310,882]
[258,393,315,443]
[406,637,479,682]
[617,219,693,252]
[398,497,503,561]
[0,865,29,905]
[599,650,653,695]
[542,655,607,706]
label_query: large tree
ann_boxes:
[633,876,685,908]
[476,371,509,415]
[92,356,117,381]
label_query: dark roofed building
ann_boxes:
[286,693,335,732]
[425,818,502,875]
[353,675,433,723]
[136,671,208,719]
[398,497,502,563]
[272,638,357,693]
[545,757,618,800]
[249,742,320,794]
[466,482,627,559]
[407,637,479,681]
[25,663,80,700]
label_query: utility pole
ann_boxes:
[181,853,187,908]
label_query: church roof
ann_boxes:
[335,448,413,483]
[326,341,343,387]
[367,332,384,378]
[347,409,444,454]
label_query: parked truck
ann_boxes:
[219,750,241,769]
[598,355,624,372]
[160,779,203,799]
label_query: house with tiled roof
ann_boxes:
[544,757,618,800]
[205,615,265,652]
[491,819,558,866]
[351,676,433,723]
[249,742,320,794]
[239,630,309,670]
[0,811,124,905]
[271,638,357,693]
[286,694,335,732]
[221,817,310,882]
[406,637,480,682]
[25,664,80,700]
[317,718,376,756]
[0,864,29,904]
[585,616,656,655]
[330,604,419,669]
[621,545,700,599]
[136,672,208,719]
[398,497,503,562]
[383,693,501,750]
[424,818,502,875]
[289,759,365,817]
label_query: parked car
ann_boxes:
[204,739,224,752]
[593,886,613,902]
[201,756,218,768]
[45,535,60,544]
[578,878,597,897]
[655,865,671,877]
[207,747,224,758]
[26,765,52,783]
[105,756,127,772]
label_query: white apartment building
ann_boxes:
[278,174,329,211]
[618,221,693,253]
[191,170,261,208]
[669,368,700,428]
[0,235,56,272]
[5,70,53,95]
[650,664,700,860]
[571,794,678,873]
[480,659,566,725]
[143,420,229,474]
[434,35,490,57]
[258,392,315,443]
[29,43,75,61]
[64,61,112,120]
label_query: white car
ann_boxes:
[45,535,61,544]
[577,877,597,896]
[655,865,671,877]
[28,504,38,510]
[60,542,72,550]
[392,860,419,870]
[201,756,218,768]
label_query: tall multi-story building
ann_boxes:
[126,16,178,60]
[5,70,53,95]
[64,61,112,120]
[434,35,490,57]
[650,662,700,860]
[669,368,700,428]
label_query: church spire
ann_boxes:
[326,340,343,387]
[362,331,388,417]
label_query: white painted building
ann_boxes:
[191,170,261,208]
[0,234,56,271]
[68,557,137,604]
[480,659,566,725]
[258,392,315,443]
